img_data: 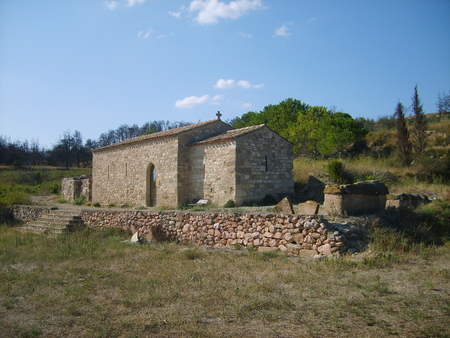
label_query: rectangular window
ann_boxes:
[125,163,128,177]
[265,155,268,172]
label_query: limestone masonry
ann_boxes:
[92,118,294,208]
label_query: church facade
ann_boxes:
[92,117,294,208]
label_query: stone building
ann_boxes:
[92,116,294,208]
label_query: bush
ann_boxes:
[73,195,86,206]
[223,199,235,208]
[327,160,345,183]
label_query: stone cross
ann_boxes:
[216,111,222,119]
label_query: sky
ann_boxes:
[1,0,449,148]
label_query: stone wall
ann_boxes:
[235,127,294,204]
[61,176,92,203]
[8,205,367,256]
[11,205,55,222]
[188,141,237,206]
[79,209,362,257]
[92,137,179,207]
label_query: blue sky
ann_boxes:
[1,0,449,148]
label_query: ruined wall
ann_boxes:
[61,176,92,203]
[235,127,294,205]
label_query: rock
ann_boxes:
[130,232,140,243]
[321,244,332,256]
[274,197,294,214]
[297,200,320,215]
[297,176,326,204]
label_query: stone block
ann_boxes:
[297,200,320,215]
[324,180,388,216]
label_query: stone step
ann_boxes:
[18,209,85,235]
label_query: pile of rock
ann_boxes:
[386,193,430,209]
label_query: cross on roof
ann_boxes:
[216,111,222,120]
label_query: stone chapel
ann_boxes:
[92,115,294,208]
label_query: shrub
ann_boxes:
[327,160,346,183]
[223,199,235,208]
[73,195,86,206]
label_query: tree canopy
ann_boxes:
[232,98,367,157]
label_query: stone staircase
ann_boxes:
[17,209,85,235]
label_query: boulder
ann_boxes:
[274,196,294,214]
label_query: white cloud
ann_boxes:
[157,33,175,39]
[241,102,253,109]
[169,11,181,18]
[306,17,316,24]
[274,24,291,37]
[104,1,119,10]
[214,79,264,89]
[175,95,210,108]
[210,95,224,105]
[175,94,225,108]
[138,29,154,39]
[189,0,264,25]
[239,32,252,38]
[126,0,146,7]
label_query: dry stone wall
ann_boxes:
[80,209,363,256]
[7,205,366,256]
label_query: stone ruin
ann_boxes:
[61,175,92,204]
[323,180,389,216]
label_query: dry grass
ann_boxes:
[1,226,449,338]
[293,155,449,201]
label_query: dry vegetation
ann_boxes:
[1,226,449,338]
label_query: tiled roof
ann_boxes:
[189,124,266,146]
[93,119,221,152]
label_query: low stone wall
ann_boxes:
[11,205,55,222]
[7,205,367,256]
[80,209,365,256]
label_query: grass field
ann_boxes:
[1,226,449,338]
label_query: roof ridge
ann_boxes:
[93,119,220,152]
[189,124,266,146]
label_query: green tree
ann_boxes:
[290,108,367,157]
[395,102,411,167]
[232,98,309,139]
[411,85,427,156]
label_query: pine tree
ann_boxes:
[395,102,411,167]
[411,85,427,156]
